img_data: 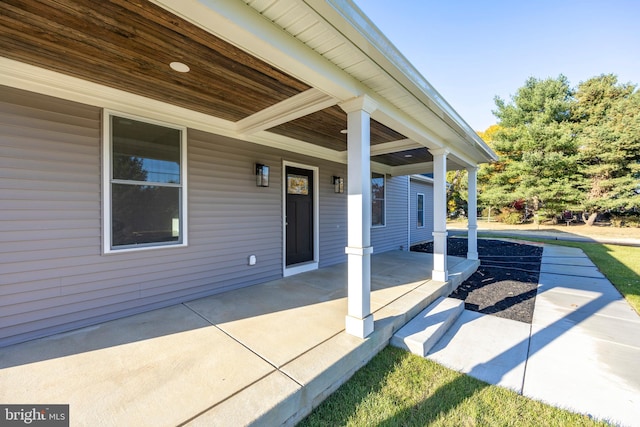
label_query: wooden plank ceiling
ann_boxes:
[0,0,428,167]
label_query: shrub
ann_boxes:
[500,211,523,225]
[611,214,640,228]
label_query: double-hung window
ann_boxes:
[417,193,425,228]
[103,112,187,252]
[371,172,385,227]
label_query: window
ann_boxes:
[372,172,385,227]
[104,112,186,252]
[417,193,425,228]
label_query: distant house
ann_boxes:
[0,0,496,347]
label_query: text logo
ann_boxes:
[1,405,68,427]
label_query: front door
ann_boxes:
[286,166,314,266]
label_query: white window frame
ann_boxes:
[102,110,188,254]
[417,193,425,228]
[371,172,386,228]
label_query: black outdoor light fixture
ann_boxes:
[256,163,269,187]
[333,176,344,193]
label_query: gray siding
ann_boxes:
[317,166,348,267]
[410,178,434,245]
[0,86,348,347]
[371,175,409,253]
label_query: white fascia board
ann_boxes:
[304,0,496,162]
[370,107,445,150]
[151,0,362,101]
[445,149,483,170]
[392,159,479,177]
[236,88,336,135]
[370,139,421,156]
[388,162,433,177]
[446,135,498,164]
[153,0,473,163]
[152,0,458,157]
[370,161,394,176]
[246,130,345,164]
[410,174,434,184]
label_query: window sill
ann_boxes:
[103,242,188,255]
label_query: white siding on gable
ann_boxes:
[410,178,434,245]
[371,175,409,252]
[0,86,350,347]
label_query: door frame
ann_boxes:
[283,160,319,277]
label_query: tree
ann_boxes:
[446,169,467,217]
[476,125,506,212]
[572,74,640,223]
[480,76,584,217]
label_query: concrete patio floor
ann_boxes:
[0,251,478,426]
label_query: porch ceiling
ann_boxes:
[0,0,418,168]
[0,0,491,172]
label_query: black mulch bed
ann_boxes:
[412,238,543,323]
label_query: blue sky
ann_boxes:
[353,0,640,132]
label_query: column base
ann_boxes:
[432,269,449,282]
[467,223,478,260]
[345,314,374,338]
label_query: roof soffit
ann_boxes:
[0,0,494,170]
[278,0,496,163]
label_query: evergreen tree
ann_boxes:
[480,76,583,217]
[572,74,640,222]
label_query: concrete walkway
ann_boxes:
[0,251,478,427]
[426,244,640,427]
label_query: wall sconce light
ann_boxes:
[333,176,344,193]
[256,163,269,187]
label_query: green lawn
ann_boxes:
[299,346,609,426]
[299,237,638,426]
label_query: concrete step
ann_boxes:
[390,297,464,356]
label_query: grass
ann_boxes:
[299,346,608,426]
[299,236,638,426]
[478,234,640,314]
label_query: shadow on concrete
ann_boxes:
[0,251,459,370]
[302,240,639,425]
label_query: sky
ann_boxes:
[353,0,640,132]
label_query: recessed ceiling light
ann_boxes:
[170,61,190,73]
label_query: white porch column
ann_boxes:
[467,166,479,260]
[430,149,449,282]
[340,96,378,338]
